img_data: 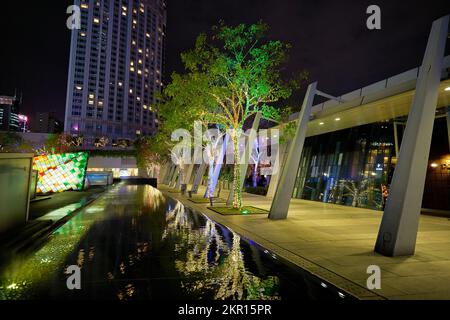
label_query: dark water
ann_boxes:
[0,184,353,300]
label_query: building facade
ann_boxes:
[64,0,166,147]
[0,95,21,132]
[32,112,63,134]
[273,55,450,213]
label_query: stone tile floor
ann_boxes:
[161,184,450,300]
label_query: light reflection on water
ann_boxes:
[0,185,350,300]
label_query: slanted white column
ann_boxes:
[184,164,195,186]
[191,163,207,194]
[227,113,262,206]
[163,165,174,185]
[204,134,230,198]
[266,141,289,198]
[269,82,317,220]
[170,166,179,188]
[375,15,449,257]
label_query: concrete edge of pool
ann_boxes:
[159,186,386,301]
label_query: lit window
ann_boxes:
[89,94,95,99]
[81,3,89,9]
[94,18,100,24]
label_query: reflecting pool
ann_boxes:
[0,184,353,300]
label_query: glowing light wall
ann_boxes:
[33,152,89,194]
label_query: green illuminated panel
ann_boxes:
[33,152,89,194]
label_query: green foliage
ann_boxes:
[0,132,23,152]
[181,21,300,131]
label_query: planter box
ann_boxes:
[0,153,34,234]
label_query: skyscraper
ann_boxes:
[0,95,21,132]
[64,0,166,147]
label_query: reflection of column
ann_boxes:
[375,15,448,257]
[266,142,289,198]
[446,106,450,152]
[269,82,317,220]
[191,163,207,194]
[227,113,262,206]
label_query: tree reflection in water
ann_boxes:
[163,197,280,300]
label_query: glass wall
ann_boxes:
[293,122,395,211]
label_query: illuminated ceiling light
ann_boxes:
[319,122,325,126]
[335,117,341,121]
[445,86,450,91]
[430,163,438,168]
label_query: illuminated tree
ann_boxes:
[181,22,304,208]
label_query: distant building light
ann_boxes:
[18,114,28,122]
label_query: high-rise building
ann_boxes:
[64,0,166,147]
[32,112,63,134]
[0,95,21,132]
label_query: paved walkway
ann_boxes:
[161,184,450,300]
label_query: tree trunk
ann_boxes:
[232,133,242,209]
[205,161,214,198]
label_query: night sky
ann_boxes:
[0,0,448,125]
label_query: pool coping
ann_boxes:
[161,187,386,301]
